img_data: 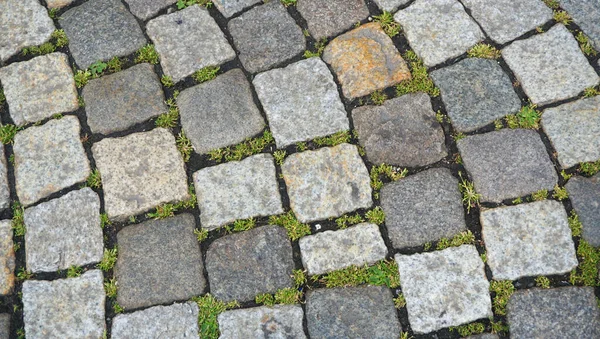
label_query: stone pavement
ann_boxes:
[0,0,599,338]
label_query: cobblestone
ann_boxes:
[213,0,262,18]
[560,0,600,50]
[0,145,9,211]
[373,0,411,12]
[112,302,199,338]
[218,305,306,338]
[297,0,369,40]
[565,174,600,247]
[0,220,15,295]
[123,0,178,21]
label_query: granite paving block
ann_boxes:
[297,0,370,40]
[253,58,348,148]
[467,335,499,339]
[214,0,262,18]
[352,92,447,166]
[565,174,600,247]
[123,0,178,21]
[0,145,9,211]
[560,0,600,50]
[46,0,75,8]
[205,225,294,302]
[0,220,15,295]
[282,144,372,223]
[323,22,411,99]
[218,305,306,339]
[0,314,9,339]
[373,0,411,12]
[112,302,199,339]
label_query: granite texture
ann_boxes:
[112,302,199,339]
[0,314,9,339]
[0,220,15,296]
[373,0,411,12]
[123,0,178,21]
[218,305,306,339]
[213,0,262,18]
[560,0,600,50]
[565,174,600,247]
[297,0,370,40]
[0,145,9,211]
[46,0,76,9]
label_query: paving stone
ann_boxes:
[507,287,600,338]
[457,129,557,203]
[560,0,600,50]
[46,0,75,8]
[467,335,499,339]
[23,270,105,339]
[352,92,447,166]
[395,245,492,334]
[213,0,262,18]
[123,0,178,21]
[115,214,205,310]
[14,116,90,207]
[306,286,401,338]
[282,144,372,223]
[193,154,283,230]
[0,145,9,211]
[381,168,466,249]
[229,1,305,73]
[147,5,235,82]
[253,58,348,148]
[299,223,387,276]
[84,63,167,135]
[565,174,600,247]
[373,0,411,12]
[0,314,9,339]
[322,22,411,99]
[0,53,78,126]
[24,188,103,273]
[430,58,521,132]
[112,302,199,339]
[297,0,370,40]
[178,69,264,154]
[92,128,189,221]
[61,0,147,69]
[218,305,306,339]
[206,225,294,302]
[502,25,599,105]
[0,220,15,295]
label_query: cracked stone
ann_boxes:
[566,174,600,247]
[123,0,178,21]
[218,305,306,339]
[297,0,370,40]
[560,0,600,50]
[213,0,262,18]
[112,302,199,338]
[0,220,15,295]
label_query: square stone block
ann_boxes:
[218,305,306,338]
[0,220,15,295]
[560,0,600,50]
[123,0,178,21]
[297,0,369,40]
[566,174,600,247]
[112,302,199,338]
[213,0,262,18]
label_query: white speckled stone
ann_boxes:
[218,305,306,339]
[112,302,199,339]
[373,0,411,12]
[0,220,15,295]
[560,0,600,50]
[123,0,178,21]
[0,144,9,211]
[213,0,262,18]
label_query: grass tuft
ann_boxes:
[552,185,568,200]
[280,0,297,7]
[161,75,175,88]
[147,187,197,219]
[490,280,515,315]
[579,160,600,176]
[396,51,440,97]
[436,230,475,250]
[135,44,160,64]
[16,268,32,281]
[12,202,25,237]
[269,211,311,241]
[107,57,122,73]
[194,228,209,243]
[273,150,286,165]
[373,11,401,38]
[576,32,598,56]
[335,213,364,229]
[553,10,572,25]
[207,130,274,163]
[0,124,18,144]
[458,173,481,213]
[100,213,111,229]
[74,69,92,88]
[506,104,541,129]
[569,239,600,287]
[450,322,485,337]
[86,169,102,189]
[584,86,600,98]
[370,164,407,193]
[66,265,83,278]
[192,294,239,339]
[97,247,118,271]
[467,43,501,59]
[51,29,69,48]
[319,259,399,288]
[535,276,551,288]
[304,38,327,58]
[155,99,179,128]
[177,0,213,9]
[365,207,386,225]
[568,211,582,237]
[542,0,559,9]
[393,294,406,308]
[176,130,194,162]
[193,66,219,83]
[370,90,387,105]
[531,189,548,201]
[104,278,117,298]
[313,131,352,147]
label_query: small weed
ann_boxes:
[89,61,108,77]
[52,113,64,120]
[21,30,68,55]
[12,202,25,237]
[207,130,274,163]
[394,294,406,308]
[0,124,18,144]
[135,44,160,64]
[396,51,440,97]
[113,302,124,314]
[561,170,573,180]
[436,230,475,250]
[303,29,310,37]
[370,164,407,192]
[580,160,600,176]
[576,32,598,56]
[313,130,352,147]
[320,259,400,288]
[584,86,600,98]
[373,11,401,38]
[296,142,307,152]
[177,0,213,9]
[100,213,111,229]
[66,265,83,278]
[16,268,32,281]
[255,293,275,306]
[494,119,503,130]
[458,174,481,213]
[194,228,209,242]
[491,321,509,334]
[129,215,137,224]
[543,0,559,9]
[193,66,219,83]
[436,111,446,123]
[104,278,117,298]
[0,88,4,106]
[536,26,545,33]
[274,288,302,304]
[450,322,485,337]
[506,104,541,129]
[51,29,69,48]
[535,276,551,288]
[269,211,311,241]
[176,131,194,162]
[161,75,175,88]
[304,38,327,58]
[512,197,523,204]
[467,43,501,59]
[97,248,118,271]
[553,10,571,25]
[370,90,387,105]
[78,96,85,107]
[568,211,582,237]
[230,218,256,233]
[280,0,297,7]
[365,207,386,225]
[453,132,466,141]
[423,242,432,251]
[74,69,92,88]
[48,8,59,19]
[86,169,102,189]
[490,280,515,315]
[273,150,286,165]
[569,239,600,287]
[531,189,548,201]
[552,185,568,200]
[147,193,197,219]
[107,57,122,73]
[480,253,487,263]
[155,99,179,128]
[336,213,364,229]
[292,269,306,287]
[16,328,25,339]
[193,294,239,339]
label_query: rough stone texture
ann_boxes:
[206,225,294,302]
[193,154,283,230]
[282,144,372,223]
[0,144,9,211]
[253,58,348,148]
[23,270,105,339]
[457,129,558,203]
[352,92,447,166]
[560,0,600,50]
[24,188,103,273]
[92,128,189,221]
[219,305,306,339]
[503,25,599,105]
[467,335,499,339]
[299,223,387,275]
[14,116,90,207]
[507,287,600,339]
[395,245,492,334]
[0,314,9,339]
[115,214,205,310]
[112,302,199,339]
[373,0,411,12]
[61,0,147,69]
[0,53,78,125]
[0,220,15,296]
[178,69,265,154]
[542,96,600,168]
[430,58,521,132]
[214,0,262,18]
[297,0,370,40]
[394,0,484,67]
[84,63,167,135]
[46,0,75,8]
[323,23,411,99]
[147,5,236,82]
[123,0,178,21]
[381,168,466,249]
[566,174,600,247]
[306,286,401,338]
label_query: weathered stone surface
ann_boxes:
[0,314,9,339]
[381,168,466,249]
[467,335,499,339]
[193,154,283,230]
[92,128,189,221]
[323,23,411,99]
[430,58,521,132]
[24,188,103,273]
[0,220,15,295]
[14,116,90,206]
[0,144,9,211]
[23,270,105,339]
[206,225,294,302]
[352,92,447,166]
[560,0,600,50]
[566,174,600,247]
[0,53,78,125]
[306,286,401,338]
[46,0,75,8]
[395,245,492,334]
[253,58,348,148]
[373,0,411,12]
[457,129,557,203]
[214,0,261,18]
[178,69,264,154]
[61,0,147,69]
[115,214,205,310]
[123,0,178,21]
[229,1,305,73]
[218,305,306,339]
[147,5,235,81]
[112,302,199,339]
[503,25,599,105]
[282,144,372,223]
[297,0,370,40]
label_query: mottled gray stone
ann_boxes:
[508,287,600,339]
[467,335,499,339]
[229,1,305,73]
[0,314,9,339]
[457,129,557,203]
[206,225,294,302]
[253,58,348,148]
[352,92,447,166]
[92,128,189,221]
[123,0,178,21]
[381,168,466,249]
[214,0,261,18]
[297,0,369,40]
[115,214,205,310]
[565,174,600,247]
[14,116,90,206]
[23,270,105,339]
[193,154,283,230]
[503,25,599,105]
[112,302,199,339]
[395,245,492,334]
[0,220,15,295]
[24,188,103,273]
[0,145,9,211]
[0,53,78,125]
[178,69,264,154]
[282,144,372,223]
[430,58,521,132]
[560,0,600,50]
[218,305,306,339]
[373,0,411,12]
[147,5,235,82]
